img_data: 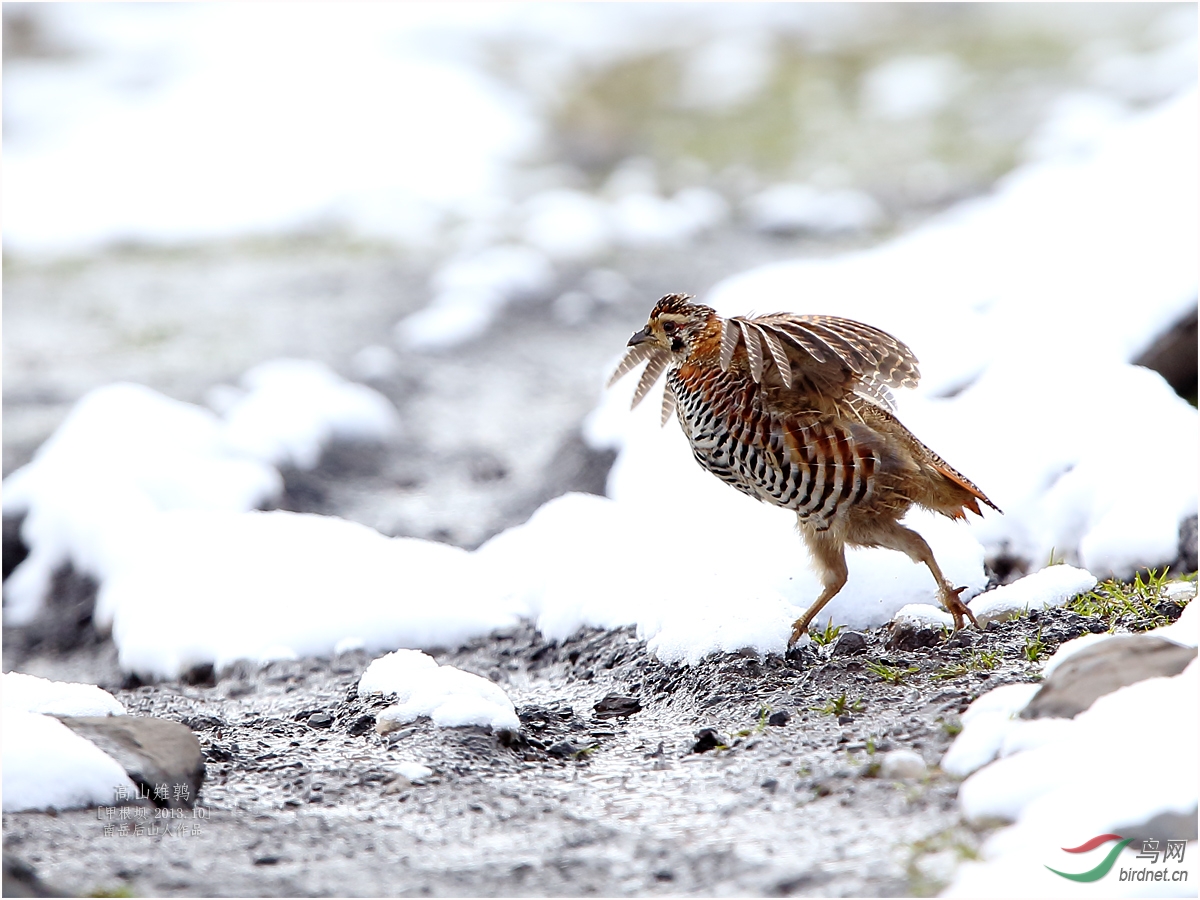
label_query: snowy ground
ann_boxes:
[3,4,1198,897]
[6,80,1196,680]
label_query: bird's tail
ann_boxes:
[931,460,1002,518]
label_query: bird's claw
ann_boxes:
[941,584,978,631]
[787,619,809,648]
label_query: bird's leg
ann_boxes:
[789,526,848,647]
[870,522,978,631]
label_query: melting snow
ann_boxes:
[359,649,519,733]
[942,602,1199,896]
[3,671,126,718]
[97,510,520,680]
[2,88,1195,680]
[2,672,133,813]
[632,89,1199,581]
[3,710,137,813]
[3,363,398,631]
[219,359,399,469]
[968,565,1098,626]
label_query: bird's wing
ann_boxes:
[607,344,674,416]
[722,313,919,410]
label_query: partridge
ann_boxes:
[610,294,1000,646]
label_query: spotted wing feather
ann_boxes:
[718,317,740,371]
[801,314,919,390]
[607,343,660,388]
[660,380,676,426]
[757,325,793,388]
[738,319,765,384]
[721,312,920,408]
[852,376,897,411]
[631,352,670,410]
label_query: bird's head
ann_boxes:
[626,293,717,360]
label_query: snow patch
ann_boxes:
[969,565,1097,626]
[359,649,519,732]
[394,761,434,784]
[3,710,136,812]
[947,657,1197,896]
[97,510,521,680]
[892,604,955,629]
[942,682,1041,778]
[2,383,282,625]
[3,362,400,626]
[221,359,399,469]
[943,613,1199,896]
[396,245,554,351]
[3,672,126,718]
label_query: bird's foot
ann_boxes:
[940,584,978,631]
[787,617,810,648]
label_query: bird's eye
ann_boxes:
[662,321,678,335]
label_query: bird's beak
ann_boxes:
[627,327,654,347]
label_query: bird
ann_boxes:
[609,293,1000,647]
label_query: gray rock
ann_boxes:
[2,853,65,898]
[1114,805,1199,842]
[56,716,205,809]
[1132,306,1196,401]
[887,621,939,651]
[592,694,642,719]
[1021,636,1196,720]
[1177,515,1197,574]
[831,631,867,656]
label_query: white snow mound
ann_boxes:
[969,565,1098,626]
[1,383,282,625]
[943,612,1199,897]
[359,649,519,732]
[3,710,136,812]
[3,672,125,717]
[220,359,399,469]
[97,509,524,680]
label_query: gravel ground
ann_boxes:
[12,589,1168,898]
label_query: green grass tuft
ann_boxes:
[933,649,1000,680]
[1068,568,1183,632]
[811,692,864,716]
[734,706,772,738]
[809,618,845,647]
[866,661,921,685]
[1022,629,1046,663]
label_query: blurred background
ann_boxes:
[5,2,1197,549]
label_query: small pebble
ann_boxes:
[692,729,724,753]
[547,741,579,759]
[880,749,927,780]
